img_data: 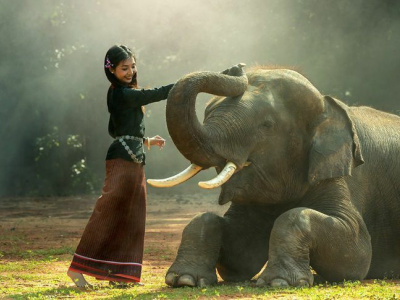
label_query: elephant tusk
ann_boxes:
[198,162,237,189]
[147,164,202,188]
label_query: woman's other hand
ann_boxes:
[148,135,166,150]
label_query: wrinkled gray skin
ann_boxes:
[163,65,400,288]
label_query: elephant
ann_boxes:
[147,64,400,287]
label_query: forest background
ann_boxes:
[1,0,399,197]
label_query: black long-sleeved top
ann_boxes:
[106,83,174,164]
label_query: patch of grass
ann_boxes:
[1,258,399,300]
[0,231,27,243]
[20,247,74,259]
[0,261,44,272]
[292,280,399,300]
[2,246,74,260]
[144,246,174,256]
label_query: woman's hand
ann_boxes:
[146,135,166,150]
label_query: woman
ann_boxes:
[67,44,174,287]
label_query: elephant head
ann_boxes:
[148,66,364,205]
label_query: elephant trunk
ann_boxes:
[166,64,248,168]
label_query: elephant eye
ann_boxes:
[261,117,274,129]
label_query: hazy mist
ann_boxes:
[1,0,399,197]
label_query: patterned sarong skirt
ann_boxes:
[68,158,146,283]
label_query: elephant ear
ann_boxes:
[308,96,364,185]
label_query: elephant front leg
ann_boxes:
[257,207,372,287]
[165,212,223,287]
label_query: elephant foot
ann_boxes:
[164,212,223,288]
[165,262,217,288]
[256,259,313,287]
[257,278,289,287]
[256,276,311,288]
[165,273,211,288]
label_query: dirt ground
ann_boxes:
[2,192,400,299]
[0,190,225,275]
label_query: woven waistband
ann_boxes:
[115,135,144,164]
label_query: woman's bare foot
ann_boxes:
[67,270,92,288]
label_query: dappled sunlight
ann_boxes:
[1,0,399,197]
[1,1,400,298]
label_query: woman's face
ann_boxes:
[111,56,137,85]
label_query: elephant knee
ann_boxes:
[176,212,224,265]
[186,212,223,229]
[271,208,312,244]
[181,212,224,244]
[195,212,222,224]
[275,208,312,230]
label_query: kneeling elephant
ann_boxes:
[148,64,400,287]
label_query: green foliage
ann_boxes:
[32,127,100,196]
[34,127,61,162]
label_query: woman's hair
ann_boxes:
[104,44,138,88]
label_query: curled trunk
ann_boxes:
[166,64,248,168]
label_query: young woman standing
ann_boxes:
[67,44,174,287]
